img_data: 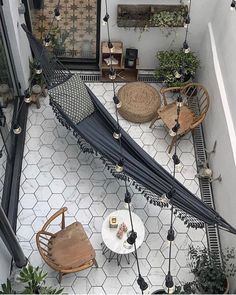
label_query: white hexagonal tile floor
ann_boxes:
[17,81,206,294]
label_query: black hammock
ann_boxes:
[22,24,236,234]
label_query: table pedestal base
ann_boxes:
[101,242,131,266]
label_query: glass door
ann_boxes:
[25,0,100,67]
[0,10,18,203]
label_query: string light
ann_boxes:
[184,15,190,28]
[167,228,175,242]
[124,189,132,209]
[13,123,22,135]
[113,95,122,108]
[176,94,183,107]
[44,35,51,47]
[137,275,149,293]
[115,159,124,172]
[113,130,121,140]
[24,90,31,104]
[183,40,190,54]
[109,68,116,80]
[103,13,109,25]
[35,62,42,75]
[169,122,180,137]
[230,0,236,10]
[54,6,61,21]
[174,69,182,79]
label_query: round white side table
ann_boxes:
[101,210,145,265]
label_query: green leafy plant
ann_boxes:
[150,6,188,37]
[188,246,236,294]
[154,49,200,87]
[50,27,69,56]
[0,265,63,294]
[0,279,14,294]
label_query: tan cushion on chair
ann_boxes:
[50,222,95,269]
[158,102,195,135]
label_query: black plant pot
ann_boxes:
[33,0,44,10]
[183,73,192,83]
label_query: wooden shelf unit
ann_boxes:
[100,41,138,82]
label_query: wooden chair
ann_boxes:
[149,83,210,153]
[36,207,97,282]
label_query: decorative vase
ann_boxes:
[32,84,42,94]
[0,84,10,94]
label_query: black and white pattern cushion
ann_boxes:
[49,73,95,124]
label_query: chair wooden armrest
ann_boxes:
[190,113,206,129]
[42,207,67,231]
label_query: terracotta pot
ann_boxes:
[0,84,10,94]
[32,84,42,94]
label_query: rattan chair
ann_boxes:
[150,83,210,153]
[36,207,97,282]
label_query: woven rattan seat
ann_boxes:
[118,82,161,123]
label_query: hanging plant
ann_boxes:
[117,4,188,40]
[150,5,188,37]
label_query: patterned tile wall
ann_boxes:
[30,0,97,59]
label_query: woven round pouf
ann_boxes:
[117,82,161,123]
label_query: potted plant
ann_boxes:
[50,27,69,57]
[0,264,63,294]
[188,246,236,294]
[29,58,44,88]
[154,50,200,87]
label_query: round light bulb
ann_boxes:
[113,131,121,140]
[13,124,22,135]
[24,95,31,104]
[174,70,182,79]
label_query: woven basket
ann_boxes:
[118,82,161,123]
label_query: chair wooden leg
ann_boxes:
[93,258,98,268]
[168,136,177,154]
[58,272,63,283]
[149,114,160,128]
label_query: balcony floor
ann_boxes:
[17,82,206,294]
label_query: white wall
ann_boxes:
[100,0,216,69]
[198,2,236,292]
[2,0,31,92]
[0,239,11,285]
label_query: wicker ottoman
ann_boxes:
[117,82,161,123]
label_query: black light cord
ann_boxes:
[166,106,181,293]
[184,0,192,43]
[104,0,124,162]
[45,0,61,40]
[104,0,147,292]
